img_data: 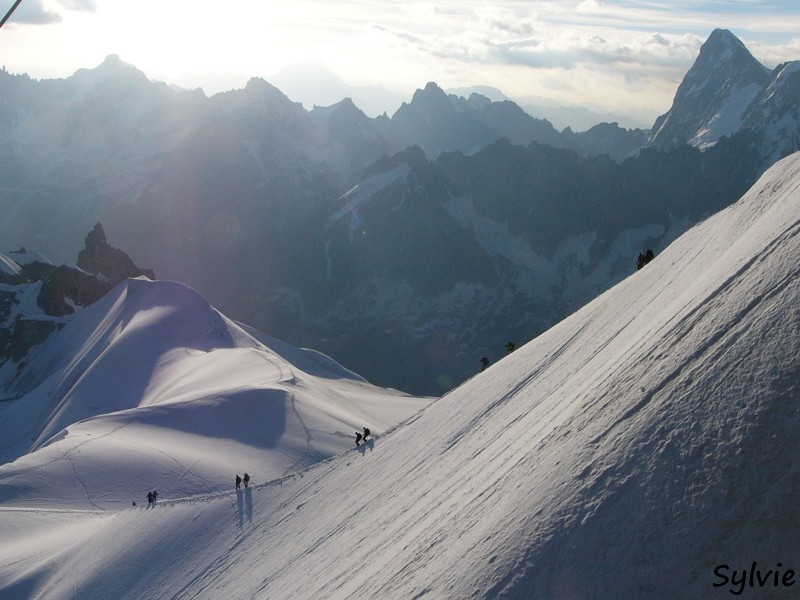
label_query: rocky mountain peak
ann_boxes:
[401,82,453,115]
[84,222,108,251]
[703,28,750,57]
[243,77,294,105]
[647,29,771,150]
[77,222,155,286]
[1,225,155,363]
[687,28,768,92]
[329,97,367,120]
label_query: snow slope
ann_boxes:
[2,153,800,598]
[0,278,430,510]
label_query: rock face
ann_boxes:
[648,29,770,151]
[37,265,117,317]
[647,28,800,166]
[0,225,154,367]
[0,316,59,363]
[77,223,156,286]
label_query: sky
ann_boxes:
[1,1,800,122]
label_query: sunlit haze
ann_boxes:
[2,1,799,123]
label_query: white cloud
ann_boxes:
[58,0,99,11]
[8,0,61,25]
[748,35,800,68]
[576,0,606,12]
[2,0,98,27]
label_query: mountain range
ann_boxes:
[270,63,652,130]
[1,29,799,395]
[1,142,798,599]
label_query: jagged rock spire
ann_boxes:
[77,222,155,285]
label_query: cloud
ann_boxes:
[4,0,98,26]
[473,3,539,37]
[576,0,606,12]
[487,38,576,70]
[748,35,800,68]
[371,23,426,47]
[375,14,702,75]
[57,0,99,11]
[360,0,709,79]
[9,1,61,25]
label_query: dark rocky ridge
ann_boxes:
[77,223,156,287]
[0,224,153,366]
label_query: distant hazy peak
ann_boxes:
[244,76,285,95]
[65,53,151,93]
[423,81,444,94]
[90,54,144,76]
[241,76,303,110]
[329,96,360,113]
[409,81,449,105]
[99,53,125,68]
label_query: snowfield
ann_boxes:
[2,153,800,598]
[0,277,431,513]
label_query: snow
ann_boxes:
[0,281,63,331]
[0,253,22,276]
[4,250,53,268]
[327,163,411,232]
[765,60,800,103]
[2,153,800,598]
[690,82,763,149]
[445,195,547,272]
[443,194,679,313]
[0,277,430,510]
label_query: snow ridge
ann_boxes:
[0,277,430,513]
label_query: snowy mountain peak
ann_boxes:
[704,27,751,57]
[692,28,768,85]
[646,29,795,157]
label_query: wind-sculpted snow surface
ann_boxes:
[2,153,800,598]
